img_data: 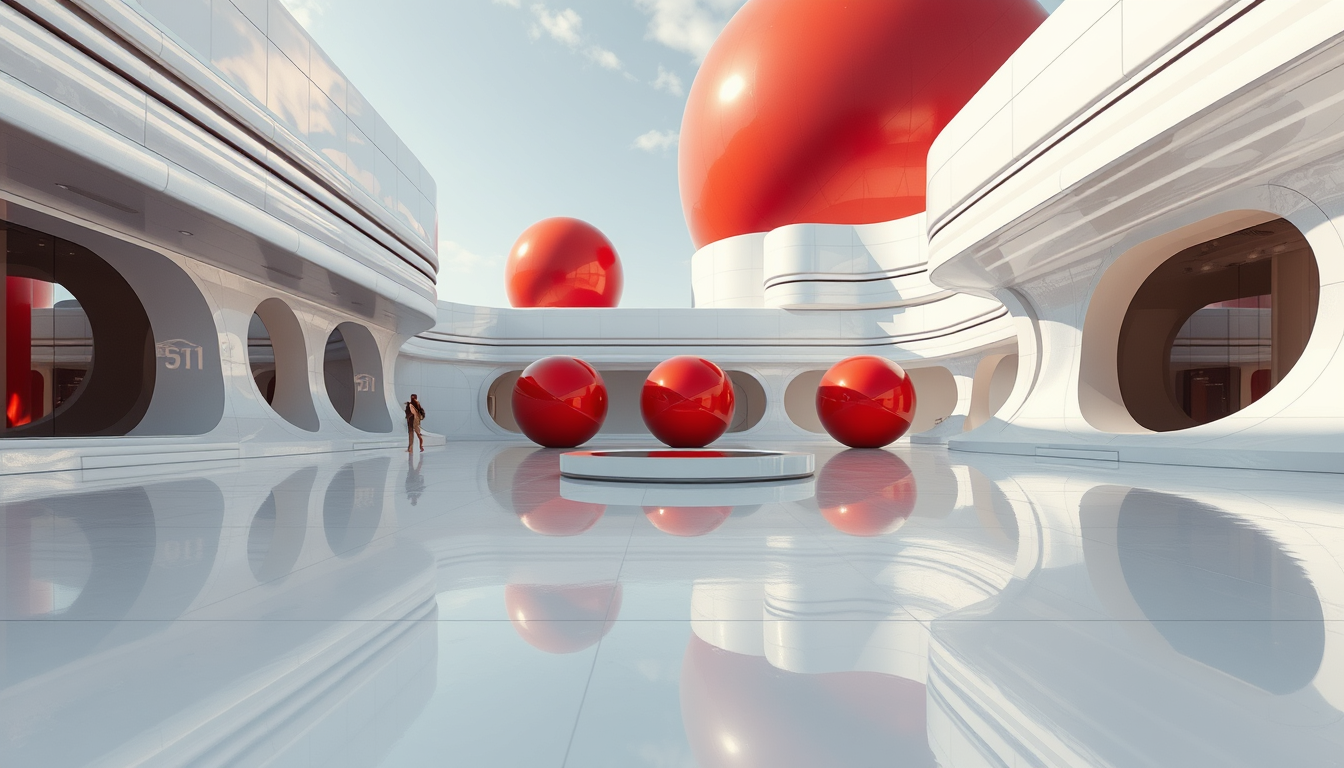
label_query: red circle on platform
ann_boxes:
[505,217,623,307]
[679,0,1046,249]
[513,356,608,448]
[816,356,916,448]
[644,506,734,537]
[641,357,736,448]
[817,449,917,536]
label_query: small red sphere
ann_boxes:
[513,356,608,448]
[816,356,916,448]
[817,450,917,536]
[642,357,736,448]
[505,217,624,307]
[644,506,733,537]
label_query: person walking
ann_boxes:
[405,393,426,453]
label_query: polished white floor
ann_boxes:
[3,441,1344,767]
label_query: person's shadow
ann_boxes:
[405,453,426,506]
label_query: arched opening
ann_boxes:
[726,370,766,433]
[487,370,523,433]
[323,322,392,432]
[1,219,156,437]
[784,370,827,433]
[965,354,1018,431]
[249,299,319,431]
[248,467,316,581]
[1117,218,1317,431]
[906,366,956,433]
[323,457,390,557]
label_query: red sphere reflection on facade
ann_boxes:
[644,506,733,537]
[817,449,917,536]
[641,357,736,448]
[679,0,1046,249]
[816,356,916,448]
[513,356,608,448]
[505,217,623,307]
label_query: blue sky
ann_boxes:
[285,0,1064,308]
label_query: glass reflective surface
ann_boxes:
[4,442,1344,766]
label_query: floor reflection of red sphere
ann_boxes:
[816,356,916,449]
[512,356,608,448]
[504,583,623,654]
[644,506,733,537]
[680,635,932,768]
[641,357,735,448]
[511,449,605,536]
[505,217,623,308]
[816,450,917,536]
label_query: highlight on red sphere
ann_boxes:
[505,583,622,654]
[641,356,736,448]
[816,449,917,536]
[816,356,916,448]
[512,356,608,448]
[505,217,624,308]
[678,0,1046,249]
[644,506,733,537]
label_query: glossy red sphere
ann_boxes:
[513,356,608,448]
[679,0,1046,248]
[816,356,916,448]
[510,449,605,536]
[817,450,917,536]
[505,583,622,654]
[505,217,624,307]
[642,357,736,448]
[644,506,733,537]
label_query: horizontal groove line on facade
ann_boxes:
[413,310,1010,348]
[768,291,959,311]
[7,0,437,283]
[763,267,929,287]
[927,0,1267,244]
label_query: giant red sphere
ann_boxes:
[817,450,917,536]
[816,356,916,448]
[642,357,736,448]
[513,356,608,448]
[505,217,624,307]
[679,0,1046,249]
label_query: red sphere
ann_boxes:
[816,356,916,448]
[642,357,736,448]
[644,506,733,537]
[513,356,608,448]
[505,217,624,307]
[817,450,917,536]
[505,583,622,654]
[679,0,1046,249]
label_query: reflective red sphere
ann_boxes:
[679,0,1046,248]
[816,356,916,448]
[817,450,917,536]
[644,506,733,537]
[505,217,624,307]
[513,356,608,448]
[505,583,622,654]
[642,357,736,448]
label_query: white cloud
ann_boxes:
[492,0,521,7]
[530,5,583,47]
[585,46,623,71]
[440,240,504,276]
[279,0,327,27]
[634,129,679,152]
[634,0,746,61]
[651,65,684,96]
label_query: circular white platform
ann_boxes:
[559,449,815,483]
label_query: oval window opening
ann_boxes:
[1118,218,1318,431]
